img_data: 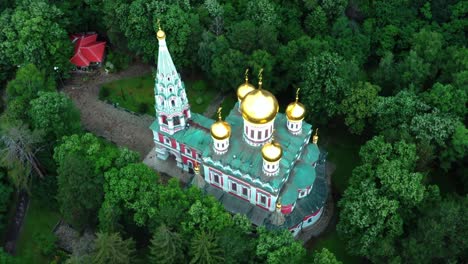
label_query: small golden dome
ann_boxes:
[157,29,166,40]
[156,19,166,40]
[211,107,231,140]
[286,88,306,121]
[240,69,278,124]
[262,140,283,162]
[237,69,255,101]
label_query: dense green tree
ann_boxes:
[0,1,72,78]
[226,20,257,54]
[56,152,103,229]
[372,91,430,137]
[92,232,135,264]
[423,82,467,119]
[211,49,246,92]
[340,82,381,134]
[276,36,329,93]
[0,119,45,191]
[0,247,16,264]
[182,197,233,235]
[338,136,434,262]
[402,195,468,263]
[102,1,199,66]
[102,163,159,227]
[439,123,468,171]
[4,64,55,123]
[149,224,184,264]
[189,230,224,264]
[29,92,81,141]
[305,6,328,36]
[256,227,306,264]
[248,50,275,91]
[217,225,256,264]
[310,248,342,264]
[302,51,359,123]
[331,17,371,66]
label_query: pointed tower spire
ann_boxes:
[154,21,191,135]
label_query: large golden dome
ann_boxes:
[237,69,255,101]
[286,88,306,121]
[211,108,231,140]
[262,140,283,162]
[241,89,279,124]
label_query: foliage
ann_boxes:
[302,52,359,124]
[402,195,468,263]
[0,247,16,264]
[0,119,45,191]
[340,82,380,134]
[256,227,306,264]
[0,171,12,232]
[4,64,55,124]
[29,92,81,141]
[311,248,342,264]
[102,163,159,227]
[0,1,72,79]
[189,230,224,264]
[149,224,184,264]
[56,152,102,229]
[91,232,135,264]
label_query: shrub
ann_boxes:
[106,50,132,72]
[138,103,149,114]
[195,97,204,105]
[192,80,207,92]
[34,232,57,257]
[99,86,110,99]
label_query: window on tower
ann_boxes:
[171,100,175,107]
[173,116,180,126]
[231,182,237,192]
[242,187,248,198]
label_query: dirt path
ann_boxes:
[62,64,154,157]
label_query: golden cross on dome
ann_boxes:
[271,128,275,142]
[157,19,161,30]
[258,68,263,89]
[315,128,319,136]
[217,107,222,120]
[296,87,301,102]
[244,69,249,82]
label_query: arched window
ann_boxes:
[171,100,175,107]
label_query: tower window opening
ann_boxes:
[258,131,261,139]
[250,130,254,138]
[173,116,180,126]
[171,100,175,107]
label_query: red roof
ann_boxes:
[70,34,106,67]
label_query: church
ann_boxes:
[150,26,328,237]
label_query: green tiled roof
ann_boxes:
[150,113,214,153]
[292,161,316,189]
[203,103,313,194]
[266,161,328,229]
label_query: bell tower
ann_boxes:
[154,21,191,135]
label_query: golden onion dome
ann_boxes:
[262,140,283,162]
[156,19,166,40]
[240,69,278,124]
[286,88,306,121]
[237,69,256,101]
[211,107,231,140]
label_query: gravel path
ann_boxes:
[62,64,154,158]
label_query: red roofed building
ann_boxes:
[70,33,106,68]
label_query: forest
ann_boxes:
[0,0,467,263]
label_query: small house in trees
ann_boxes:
[150,26,329,238]
[70,33,106,70]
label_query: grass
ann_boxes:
[100,74,218,116]
[16,198,61,264]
